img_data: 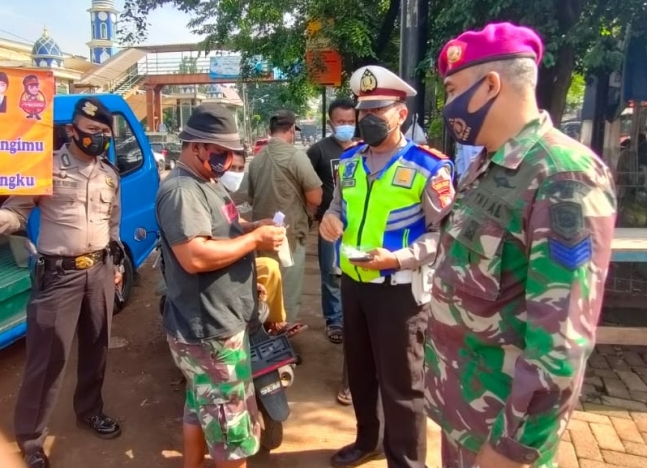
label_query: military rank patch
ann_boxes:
[548,236,592,270]
[392,167,415,188]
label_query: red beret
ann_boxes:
[437,22,543,78]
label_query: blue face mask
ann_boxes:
[334,125,356,142]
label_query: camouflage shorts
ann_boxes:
[167,330,260,461]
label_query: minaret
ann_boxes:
[87,0,119,64]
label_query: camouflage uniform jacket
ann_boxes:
[425,112,617,465]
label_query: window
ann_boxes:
[100,23,108,40]
[53,125,69,151]
[113,114,144,176]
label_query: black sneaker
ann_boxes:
[24,451,49,468]
[76,413,122,439]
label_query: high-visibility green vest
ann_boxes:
[338,141,447,282]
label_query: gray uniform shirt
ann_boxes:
[325,136,455,269]
[0,145,121,256]
[156,168,257,343]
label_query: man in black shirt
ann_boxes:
[307,98,356,403]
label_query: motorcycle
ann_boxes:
[153,238,297,451]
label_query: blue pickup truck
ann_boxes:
[0,94,160,350]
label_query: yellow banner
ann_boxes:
[0,68,54,195]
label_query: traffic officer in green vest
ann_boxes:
[320,65,455,468]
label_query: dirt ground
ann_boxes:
[0,238,443,467]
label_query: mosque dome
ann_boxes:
[32,27,63,68]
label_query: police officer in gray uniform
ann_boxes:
[0,98,124,468]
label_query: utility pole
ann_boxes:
[399,0,429,134]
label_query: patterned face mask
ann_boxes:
[442,77,497,146]
[73,125,111,157]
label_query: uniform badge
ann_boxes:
[431,178,453,208]
[446,41,467,70]
[82,101,98,116]
[549,202,583,239]
[61,153,71,168]
[342,161,358,179]
[360,69,377,93]
[392,167,415,188]
[59,171,67,179]
[105,176,115,188]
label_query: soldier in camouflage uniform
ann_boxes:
[425,23,617,467]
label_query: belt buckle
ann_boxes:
[75,255,94,269]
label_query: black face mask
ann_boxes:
[358,114,393,147]
[72,125,110,157]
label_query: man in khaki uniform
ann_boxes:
[0,98,124,468]
[248,110,323,327]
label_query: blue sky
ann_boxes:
[0,0,202,58]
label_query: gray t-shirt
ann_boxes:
[156,168,257,343]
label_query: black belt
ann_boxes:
[42,250,107,271]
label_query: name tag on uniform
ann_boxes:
[341,179,356,188]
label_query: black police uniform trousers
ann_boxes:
[341,274,428,468]
[14,257,115,454]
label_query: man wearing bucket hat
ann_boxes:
[155,103,286,468]
[425,22,617,467]
[320,65,455,468]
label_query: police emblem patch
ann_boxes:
[342,161,358,179]
[359,69,377,93]
[105,176,115,188]
[82,101,98,116]
[392,167,415,188]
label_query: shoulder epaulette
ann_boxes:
[416,144,449,160]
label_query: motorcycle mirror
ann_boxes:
[134,228,147,241]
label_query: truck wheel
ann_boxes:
[259,404,283,451]
[157,160,166,172]
[114,255,134,315]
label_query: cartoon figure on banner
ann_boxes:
[19,74,47,120]
[0,72,8,113]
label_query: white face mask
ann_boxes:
[220,171,245,193]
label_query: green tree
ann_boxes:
[240,82,313,138]
[120,0,404,107]
[121,0,647,125]
[428,0,647,124]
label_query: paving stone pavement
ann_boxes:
[558,345,647,467]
